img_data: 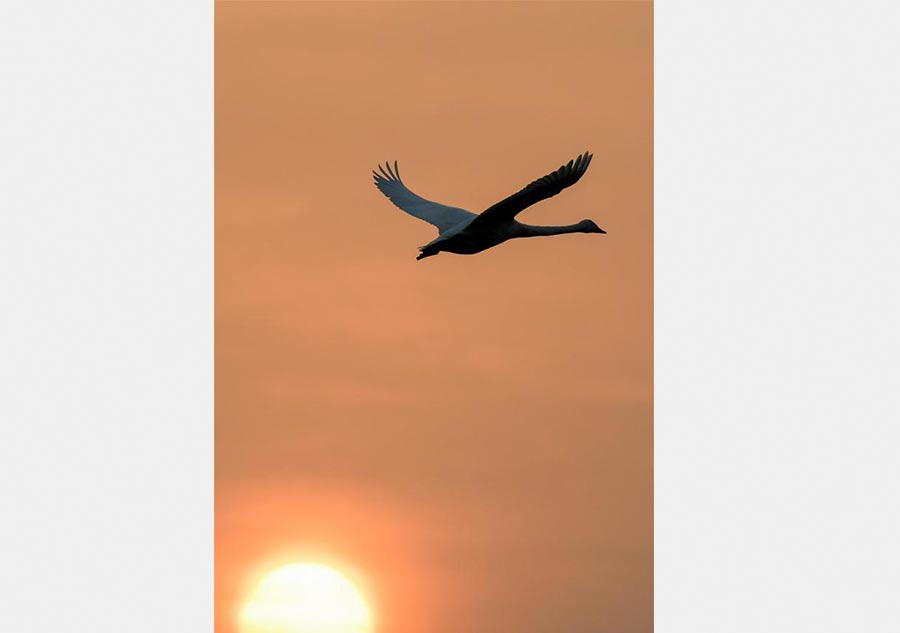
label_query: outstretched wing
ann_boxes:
[373,161,476,234]
[473,152,593,225]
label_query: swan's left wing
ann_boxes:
[373,162,476,234]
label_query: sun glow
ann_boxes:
[241,563,373,633]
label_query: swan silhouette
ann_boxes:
[373,152,605,261]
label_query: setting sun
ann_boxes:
[241,563,372,633]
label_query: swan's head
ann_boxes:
[579,219,607,234]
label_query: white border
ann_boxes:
[657,1,900,631]
[0,2,213,631]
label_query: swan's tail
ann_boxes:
[416,245,439,261]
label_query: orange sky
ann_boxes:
[216,2,652,632]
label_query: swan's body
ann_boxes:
[373,152,605,260]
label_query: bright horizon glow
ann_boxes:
[241,563,372,633]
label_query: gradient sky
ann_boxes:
[216,2,652,632]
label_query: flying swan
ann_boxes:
[373,152,605,260]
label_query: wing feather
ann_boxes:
[373,163,476,234]
[473,151,594,225]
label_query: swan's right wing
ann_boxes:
[472,151,593,226]
[373,162,476,234]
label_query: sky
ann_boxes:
[216,2,653,632]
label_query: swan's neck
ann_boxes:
[517,222,589,237]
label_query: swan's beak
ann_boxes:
[582,220,606,234]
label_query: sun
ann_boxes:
[241,563,373,633]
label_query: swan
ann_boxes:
[373,151,606,260]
